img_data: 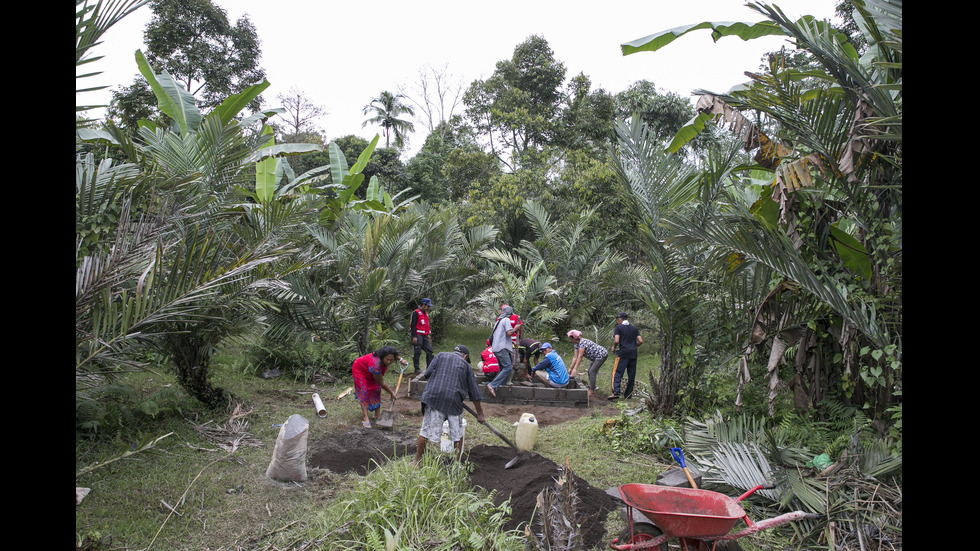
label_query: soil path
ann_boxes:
[308,392,622,549]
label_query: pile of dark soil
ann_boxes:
[308,428,618,549]
[465,444,617,550]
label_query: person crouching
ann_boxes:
[530,342,570,388]
[480,339,501,384]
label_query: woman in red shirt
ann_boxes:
[351,345,403,427]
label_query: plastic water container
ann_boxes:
[440,418,467,453]
[515,413,538,451]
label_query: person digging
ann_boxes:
[413,345,485,463]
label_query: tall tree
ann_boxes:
[275,86,327,138]
[109,0,266,127]
[402,63,465,143]
[406,118,498,203]
[557,73,616,153]
[464,35,566,169]
[362,91,416,148]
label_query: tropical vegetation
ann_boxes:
[77,0,901,548]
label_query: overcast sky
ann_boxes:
[85,0,840,157]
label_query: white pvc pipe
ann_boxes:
[311,393,327,418]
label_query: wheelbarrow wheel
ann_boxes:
[617,522,667,550]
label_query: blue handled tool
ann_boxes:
[669,447,698,489]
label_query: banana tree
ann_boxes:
[619,0,902,418]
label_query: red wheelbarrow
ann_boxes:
[610,483,820,550]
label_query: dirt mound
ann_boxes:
[308,427,617,549]
[465,444,617,549]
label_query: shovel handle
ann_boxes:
[460,403,519,451]
[393,371,404,396]
[670,448,698,489]
[669,447,686,467]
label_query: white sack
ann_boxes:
[265,414,309,481]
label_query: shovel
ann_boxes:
[669,447,698,489]
[376,363,406,430]
[460,403,525,469]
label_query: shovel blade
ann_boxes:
[376,410,396,429]
[504,455,521,469]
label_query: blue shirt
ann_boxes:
[532,350,569,386]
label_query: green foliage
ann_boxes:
[617,0,902,423]
[774,399,879,459]
[76,379,184,437]
[143,0,266,109]
[308,454,525,550]
[406,119,498,203]
[328,135,411,203]
[614,79,720,156]
[464,35,567,168]
[77,45,307,409]
[682,409,902,548]
[598,410,684,457]
[475,200,627,335]
[245,336,356,380]
[362,91,416,148]
[76,0,151,127]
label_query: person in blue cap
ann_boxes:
[530,342,570,388]
[409,298,435,373]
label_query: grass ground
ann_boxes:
[76,329,673,550]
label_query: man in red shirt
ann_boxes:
[409,298,434,373]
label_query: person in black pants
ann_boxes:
[409,298,435,373]
[609,312,643,400]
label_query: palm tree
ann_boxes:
[76,52,314,408]
[362,91,416,148]
[619,0,902,418]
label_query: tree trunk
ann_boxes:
[653,339,679,415]
[174,360,227,409]
[166,333,229,409]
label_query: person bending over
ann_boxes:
[414,345,485,463]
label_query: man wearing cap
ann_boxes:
[530,342,570,388]
[410,298,435,374]
[414,345,485,463]
[610,312,643,400]
[486,305,519,397]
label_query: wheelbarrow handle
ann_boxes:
[734,482,777,502]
